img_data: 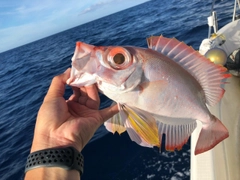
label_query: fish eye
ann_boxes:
[113,53,125,64]
[107,47,132,70]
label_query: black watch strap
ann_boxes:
[25,146,84,176]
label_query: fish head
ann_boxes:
[67,42,144,92]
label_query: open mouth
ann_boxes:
[67,67,97,87]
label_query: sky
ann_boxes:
[0,0,149,53]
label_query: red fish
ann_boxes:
[67,36,230,155]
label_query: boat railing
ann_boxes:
[233,0,240,21]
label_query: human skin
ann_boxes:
[25,68,119,180]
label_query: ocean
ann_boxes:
[0,0,234,179]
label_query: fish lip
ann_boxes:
[76,73,96,86]
[67,66,97,87]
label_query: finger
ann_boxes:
[68,87,81,101]
[78,87,88,105]
[45,68,71,101]
[85,84,100,106]
[99,104,119,122]
[79,86,87,97]
[68,95,75,101]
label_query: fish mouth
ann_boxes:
[67,67,96,87]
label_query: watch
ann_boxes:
[25,146,84,176]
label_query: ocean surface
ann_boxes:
[0,0,234,179]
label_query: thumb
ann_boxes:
[99,104,119,122]
[45,68,71,101]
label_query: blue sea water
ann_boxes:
[0,0,234,179]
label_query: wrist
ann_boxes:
[30,134,83,153]
[25,167,80,180]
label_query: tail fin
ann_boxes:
[195,116,229,155]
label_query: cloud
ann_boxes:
[0,0,150,52]
[79,0,149,16]
[0,2,48,16]
[15,4,49,15]
[79,0,113,15]
[0,6,84,52]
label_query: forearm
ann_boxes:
[24,167,80,180]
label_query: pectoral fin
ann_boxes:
[104,104,159,147]
[122,105,160,147]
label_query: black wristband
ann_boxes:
[25,146,84,176]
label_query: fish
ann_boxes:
[67,35,231,155]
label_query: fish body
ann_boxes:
[67,36,230,155]
[102,48,203,116]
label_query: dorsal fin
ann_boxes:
[147,35,231,106]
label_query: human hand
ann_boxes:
[30,68,119,152]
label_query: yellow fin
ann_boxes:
[122,105,160,147]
